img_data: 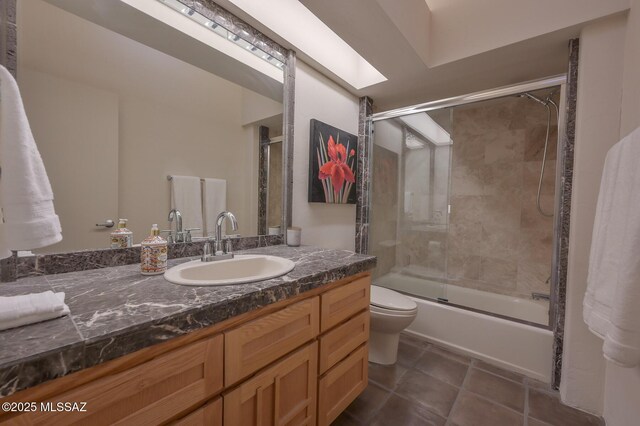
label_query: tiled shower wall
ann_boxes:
[445,95,557,298]
[371,93,558,300]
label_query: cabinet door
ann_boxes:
[317,344,368,426]
[320,276,370,332]
[225,297,319,386]
[224,342,318,426]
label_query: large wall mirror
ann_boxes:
[16,0,289,254]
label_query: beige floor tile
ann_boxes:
[414,350,469,387]
[464,368,525,412]
[369,394,446,426]
[395,369,459,417]
[449,391,523,426]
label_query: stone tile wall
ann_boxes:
[446,94,558,298]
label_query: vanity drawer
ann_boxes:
[317,344,368,426]
[225,297,320,386]
[171,397,222,426]
[8,334,223,426]
[320,276,371,332]
[318,310,369,374]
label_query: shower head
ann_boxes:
[517,92,548,106]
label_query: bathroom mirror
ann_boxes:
[16,0,289,253]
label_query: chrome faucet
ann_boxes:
[167,209,183,243]
[201,211,238,262]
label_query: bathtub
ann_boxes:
[375,272,554,383]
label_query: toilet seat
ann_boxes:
[370,285,417,311]
[370,303,417,317]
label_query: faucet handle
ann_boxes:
[184,228,200,243]
[223,238,233,254]
[160,230,174,244]
[201,239,213,261]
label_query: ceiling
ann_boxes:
[198,0,630,111]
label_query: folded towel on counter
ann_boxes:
[0,291,70,331]
[169,175,203,238]
[202,178,227,237]
[0,65,62,259]
[584,125,640,367]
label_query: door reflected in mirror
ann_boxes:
[17,0,285,253]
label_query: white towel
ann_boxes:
[584,126,640,367]
[202,178,227,237]
[0,65,62,259]
[0,291,70,331]
[170,175,203,238]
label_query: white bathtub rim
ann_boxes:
[375,272,549,326]
[405,295,554,383]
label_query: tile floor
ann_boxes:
[333,333,604,426]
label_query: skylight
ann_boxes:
[226,0,388,90]
[157,0,285,70]
[399,114,452,146]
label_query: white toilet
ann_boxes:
[369,285,418,365]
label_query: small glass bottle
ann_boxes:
[110,219,133,249]
[141,224,168,275]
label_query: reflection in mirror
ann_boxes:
[257,121,283,236]
[17,0,285,253]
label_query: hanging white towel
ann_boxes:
[0,65,62,259]
[169,175,203,238]
[0,291,70,331]
[584,126,640,367]
[202,178,227,237]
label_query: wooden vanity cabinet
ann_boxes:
[316,277,370,426]
[0,273,371,426]
[2,334,224,426]
[223,342,318,426]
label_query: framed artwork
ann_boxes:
[308,119,358,204]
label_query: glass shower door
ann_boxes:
[369,109,453,302]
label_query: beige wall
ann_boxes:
[117,94,252,239]
[602,0,640,424]
[620,0,640,137]
[292,61,359,250]
[559,13,627,415]
[19,70,119,253]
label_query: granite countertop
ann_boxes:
[0,245,376,397]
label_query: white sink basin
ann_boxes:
[164,255,295,286]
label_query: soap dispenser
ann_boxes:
[141,224,168,275]
[110,219,133,249]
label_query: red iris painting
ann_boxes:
[308,119,357,204]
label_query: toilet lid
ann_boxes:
[370,285,417,311]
